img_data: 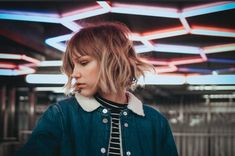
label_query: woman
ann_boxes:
[16,22,178,156]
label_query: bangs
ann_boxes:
[67,30,101,62]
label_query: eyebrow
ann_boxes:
[72,55,90,61]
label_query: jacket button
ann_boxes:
[123,111,128,116]
[124,123,128,127]
[102,108,108,114]
[126,151,131,155]
[102,118,108,124]
[100,147,106,153]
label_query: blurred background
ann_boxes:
[0,1,235,156]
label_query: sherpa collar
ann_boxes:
[74,91,145,116]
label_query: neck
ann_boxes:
[98,91,128,104]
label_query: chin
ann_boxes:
[79,89,96,97]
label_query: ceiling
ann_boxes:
[0,1,235,96]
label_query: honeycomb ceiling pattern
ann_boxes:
[0,1,235,85]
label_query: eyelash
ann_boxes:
[80,61,88,65]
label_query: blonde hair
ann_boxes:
[61,22,153,95]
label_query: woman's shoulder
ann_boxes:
[142,104,167,121]
[46,96,80,115]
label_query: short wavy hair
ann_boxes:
[61,22,153,95]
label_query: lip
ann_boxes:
[76,83,86,86]
[76,83,87,88]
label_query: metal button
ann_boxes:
[102,118,108,124]
[124,123,128,127]
[123,111,128,116]
[102,108,108,114]
[126,151,131,156]
[100,147,106,153]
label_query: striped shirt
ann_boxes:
[94,94,127,156]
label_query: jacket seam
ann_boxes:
[54,103,65,138]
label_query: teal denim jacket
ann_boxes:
[16,92,178,156]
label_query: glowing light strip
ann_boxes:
[111,3,179,18]
[38,60,62,67]
[156,65,178,73]
[0,69,15,75]
[0,53,40,64]
[61,6,109,22]
[0,62,17,69]
[141,40,154,50]
[26,74,67,84]
[179,17,191,32]
[0,10,60,23]
[189,85,235,91]
[61,21,83,32]
[97,1,112,10]
[171,57,206,65]
[208,58,235,64]
[134,45,152,53]
[138,72,186,85]
[139,58,168,66]
[182,2,235,17]
[203,94,235,98]
[45,34,73,52]
[35,87,65,93]
[143,27,187,40]
[187,75,235,84]
[16,66,35,75]
[0,66,35,76]
[128,33,142,41]
[203,43,235,54]
[178,67,211,73]
[0,53,21,59]
[21,55,40,64]
[154,44,202,54]
[191,29,235,38]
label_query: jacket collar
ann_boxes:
[74,91,145,116]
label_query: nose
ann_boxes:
[71,65,81,79]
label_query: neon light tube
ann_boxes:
[187,75,235,84]
[26,74,67,84]
[171,57,205,65]
[182,2,235,17]
[143,27,187,40]
[0,67,35,76]
[38,60,62,67]
[0,62,17,69]
[138,72,186,85]
[0,10,60,23]
[208,58,235,64]
[0,53,40,64]
[154,44,202,54]
[178,67,211,73]
[45,34,73,52]
[111,3,179,18]
[97,1,112,10]
[203,43,235,54]
[134,45,153,53]
[156,65,178,74]
[189,85,235,91]
[179,17,191,32]
[61,7,109,22]
[191,29,235,38]
[61,21,83,32]
[0,53,21,59]
[35,87,65,93]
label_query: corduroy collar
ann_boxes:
[74,91,145,116]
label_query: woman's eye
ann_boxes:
[80,61,88,65]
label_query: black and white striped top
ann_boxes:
[94,94,127,156]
